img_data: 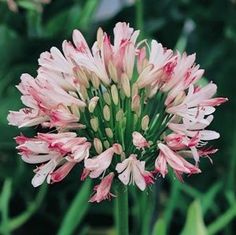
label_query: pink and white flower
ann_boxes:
[116,154,153,191]
[89,173,115,203]
[167,83,227,123]
[15,133,91,187]
[155,143,200,178]
[85,144,122,178]
[132,131,149,149]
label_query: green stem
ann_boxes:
[0,179,12,235]
[135,0,144,37]
[115,184,129,235]
[79,0,99,30]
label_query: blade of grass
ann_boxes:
[175,19,195,52]
[152,217,167,235]
[180,200,207,235]
[164,177,181,228]
[201,182,222,215]
[79,0,99,30]
[207,201,236,235]
[57,179,92,235]
[0,179,12,235]
[8,183,47,231]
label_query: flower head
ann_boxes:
[8,22,227,202]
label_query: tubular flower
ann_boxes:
[8,22,227,202]
[89,172,115,203]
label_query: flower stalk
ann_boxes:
[115,184,129,235]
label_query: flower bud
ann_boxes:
[93,138,103,154]
[74,67,89,88]
[71,104,80,120]
[111,84,119,105]
[80,85,88,100]
[108,61,118,83]
[103,140,110,149]
[172,91,186,106]
[116,109,124,122]
[132,83,139,97]
[103,105,110,121]
[131,94,140,113]
[97,27,103,49]
[113,143,123,155]
[91,72,100,89]
[141,115,150,131]
[136,64,154,88]
[88,97,99,113]
[90,117,98,132]
[124,44,135,79]
[103,92,111,105]
[121,73,131,97]
[105,128,113,138]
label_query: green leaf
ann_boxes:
[180,200,208,235]
[78,0,99,30]
[207,200,236,235]
[0,179,12,235]
[57,180,92,235]
[201,182,222,215]
[152,218,167,235]
[164,177,181,227]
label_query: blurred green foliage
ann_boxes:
[0,0,235,234]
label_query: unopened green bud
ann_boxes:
[108,61,118,83]
[71,104,80,120]
[103,105,110,121]
[97,27,103,49]
[113,144,123,155]
[131,94,140,113]
[93,138,103,154]
[103,92,111,105]
[74,67,89,88]
[88,96,99,113]
[103,140,110,149]
[91,72,100,89]
[105,128,113,138]
[132,83,139,97]
[173,91,186,106]
[90,117,98,132]
[80,85,88,100]
[141,115,150,131]
[116,109,124,122]
[111,84,119,105]
[121,73,131,97]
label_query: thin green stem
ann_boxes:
[0,179,12,235]
[135,0,144,38]
[115,184,129,235]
